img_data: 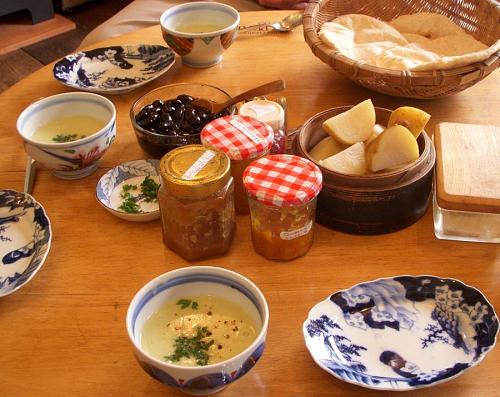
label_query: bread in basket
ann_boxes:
[303,0,500,99]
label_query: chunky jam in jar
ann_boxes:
[243,155,322,261]
[201,115,273,214]
[158,145,235,261]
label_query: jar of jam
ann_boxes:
[239,99,286,154]
[201,115,273,214]
[243,155,322,261]
[158,145,235,261]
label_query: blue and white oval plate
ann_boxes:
[303,275,498,391]
[53,44,175,94]
[0,190,52,297]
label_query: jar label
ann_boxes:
[280,221,313,240]
[230,118,263,144]
[182,150,216,180]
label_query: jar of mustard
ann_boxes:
[243,155,322,261]
[200,115,273,214]
[158,145,235,261]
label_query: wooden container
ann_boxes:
[433,122,500,242]
[295,107,435,235]
[303,0,500,99]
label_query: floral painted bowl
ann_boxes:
[160,2,240,68]
[0,190,51,297]
[96,159,160,222]
[126,266,269,395]
[303,275,498,391]
[53,44,175,94]
[17,92,116,180]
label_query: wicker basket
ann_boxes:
[303,0,500,99]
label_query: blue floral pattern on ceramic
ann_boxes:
[53,45,175,94]
[0,190,51,297]
[136,342,265,395]
[303,276,498,391]
[96,159,160,222]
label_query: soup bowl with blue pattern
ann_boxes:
[126,266,269,395]
[17,92,116,179]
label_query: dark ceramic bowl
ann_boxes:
[130,83,232,159]
[295,106,436,235]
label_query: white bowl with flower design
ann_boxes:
[17,92,116,179]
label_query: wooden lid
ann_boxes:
[435,122,500,214]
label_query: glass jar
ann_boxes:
[243,155,323,261]
[239,99,286,154]
[201,115,273,214]
[158,145,235,260]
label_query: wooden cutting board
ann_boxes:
[434,122,500,214]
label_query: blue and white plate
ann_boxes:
[96,159,160,222]
[53,44,175,94]
[303,275,498,391]
[0,190,51,297]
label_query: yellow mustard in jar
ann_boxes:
[243,154,322,261]
[200,115,273,214]
[158,145,235,261]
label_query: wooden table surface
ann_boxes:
[0,11,499,397]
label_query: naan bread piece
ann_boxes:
[389,12,467,39]
[319,12,500,71]
[319,14,407,59]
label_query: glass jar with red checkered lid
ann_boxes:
[200,115,274,214]
[243,154,323,261]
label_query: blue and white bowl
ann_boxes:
[0,190,51,297]
[96,159,160,222]
[303,275,498,391]
[53,44,175,94]
[17,92,116,179]
[126,266,269,395]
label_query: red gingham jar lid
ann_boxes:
[243,155,323,207]
[200,115,273,160]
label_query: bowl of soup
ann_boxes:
[17,92,116,179]
[160,2,240,68]
[126,266,269,395]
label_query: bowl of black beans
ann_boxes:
[130,83,233,158]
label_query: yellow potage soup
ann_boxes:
[141,296,260,366]
[31,115,107,143]
[177,23,225,33]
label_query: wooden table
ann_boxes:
[0,11,498,397]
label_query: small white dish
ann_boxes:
[303,275,498,391]
[96,159,160,222]
[0,190,52,297]
[53,44,175,94]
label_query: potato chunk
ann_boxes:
[322,99,376,144]
[309,136,345,161]
[319,142,366,175]
[388,106,430,138]
[365,125,419,172]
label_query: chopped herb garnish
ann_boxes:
[52,133,85,143]
[121,184,138,195]
[165,326,214,366]
[118,192,141,213]
[176,299,199,310]
[140,176,160,202]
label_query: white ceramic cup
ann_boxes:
[17,92,116,179]
[126,266,269,395]
[160,2,240,68]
